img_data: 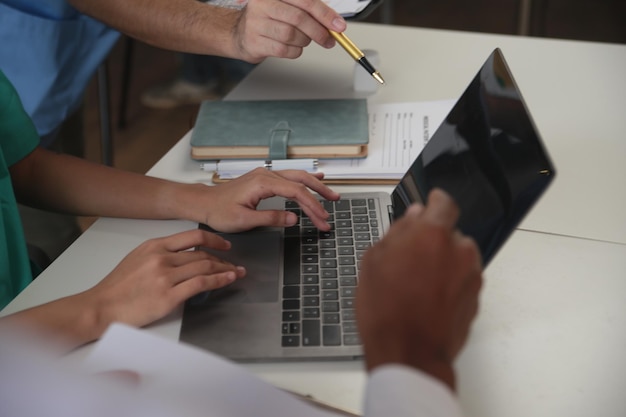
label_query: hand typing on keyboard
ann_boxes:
[356,189,483,392]
[196,168,340,233]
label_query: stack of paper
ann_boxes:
[208,99,455,184]
[316,99,455,183]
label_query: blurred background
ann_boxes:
[82,0,626,177]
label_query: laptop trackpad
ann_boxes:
[200,230,281,304]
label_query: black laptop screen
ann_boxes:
[391,48,555,265]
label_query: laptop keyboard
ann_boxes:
[281,198,382,348]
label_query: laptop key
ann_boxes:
[322,279,338,289]
[321,200,334,213]
[323,313,340,324]
[323,290,339,300]
[282,335,300,347]
[303,274,319,284]
[283,237,300,285]
[285,200,299,209]
[343,334,361,346]
[302,245,318,254]
[336,211,351,220]
[338,237,354,246]
[283,311,300,321]
[322,301,340,312]
[283,285,300,299]
[340,287,356,297]
[302,285,319,295]
[342,321,358,333]
[323,325,342,346]
[341,309,356,321]
[319,231,335,239]
[302,319,321,346]
[339,276,357,286]
[338,247,354,256]
[336,220,352,228]
[285,225,300,236]
[339,256,355,265]
[335,200,351,211]
[303,296,320,307]
[321,269,338,279]
[321,259,337,268]
[355,242,370,250]
[339,266,357,276]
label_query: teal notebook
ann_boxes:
[190,99,369,160]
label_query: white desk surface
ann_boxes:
[3,23,626,417]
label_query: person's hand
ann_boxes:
[232,0,347,62]
[83,229,245,331]
[197,168,340,233]
[356,189,483,391]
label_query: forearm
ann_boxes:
[1,291,105,351]
[11,148,203,222]
[69,0,243,58]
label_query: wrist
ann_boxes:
[171,182,215,224]
[363,342,457,391]
[69,290,111,347]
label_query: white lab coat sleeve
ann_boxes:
[363,364,464,417]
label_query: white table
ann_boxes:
[3,23,626,417]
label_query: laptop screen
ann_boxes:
[391,48,556,265]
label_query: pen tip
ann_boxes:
[373,72,385,85]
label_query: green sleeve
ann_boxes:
[0,70,39,166]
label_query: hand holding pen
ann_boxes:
[329,30,385,84]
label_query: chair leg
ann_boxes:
[97,63,113,166]
[118,36,135,129]
[518,0,533,35]
[380,0,394,24]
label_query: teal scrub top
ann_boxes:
[0,70,40,309]
[0,0,119,138]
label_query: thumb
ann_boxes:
[244,209,299,229]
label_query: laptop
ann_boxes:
[180,48,556,362]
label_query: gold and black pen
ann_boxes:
[329,30,385,85]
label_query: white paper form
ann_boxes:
[318,99,455,180]
[83,324,354,417]
[325,0,372,16]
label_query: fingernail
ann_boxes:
[332,17,346,31]
[286,211,298,226]
[236,266,246,276]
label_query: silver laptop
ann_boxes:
[180,48,556,362]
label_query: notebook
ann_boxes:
[189,99,369,160]
[180,48,556,362]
